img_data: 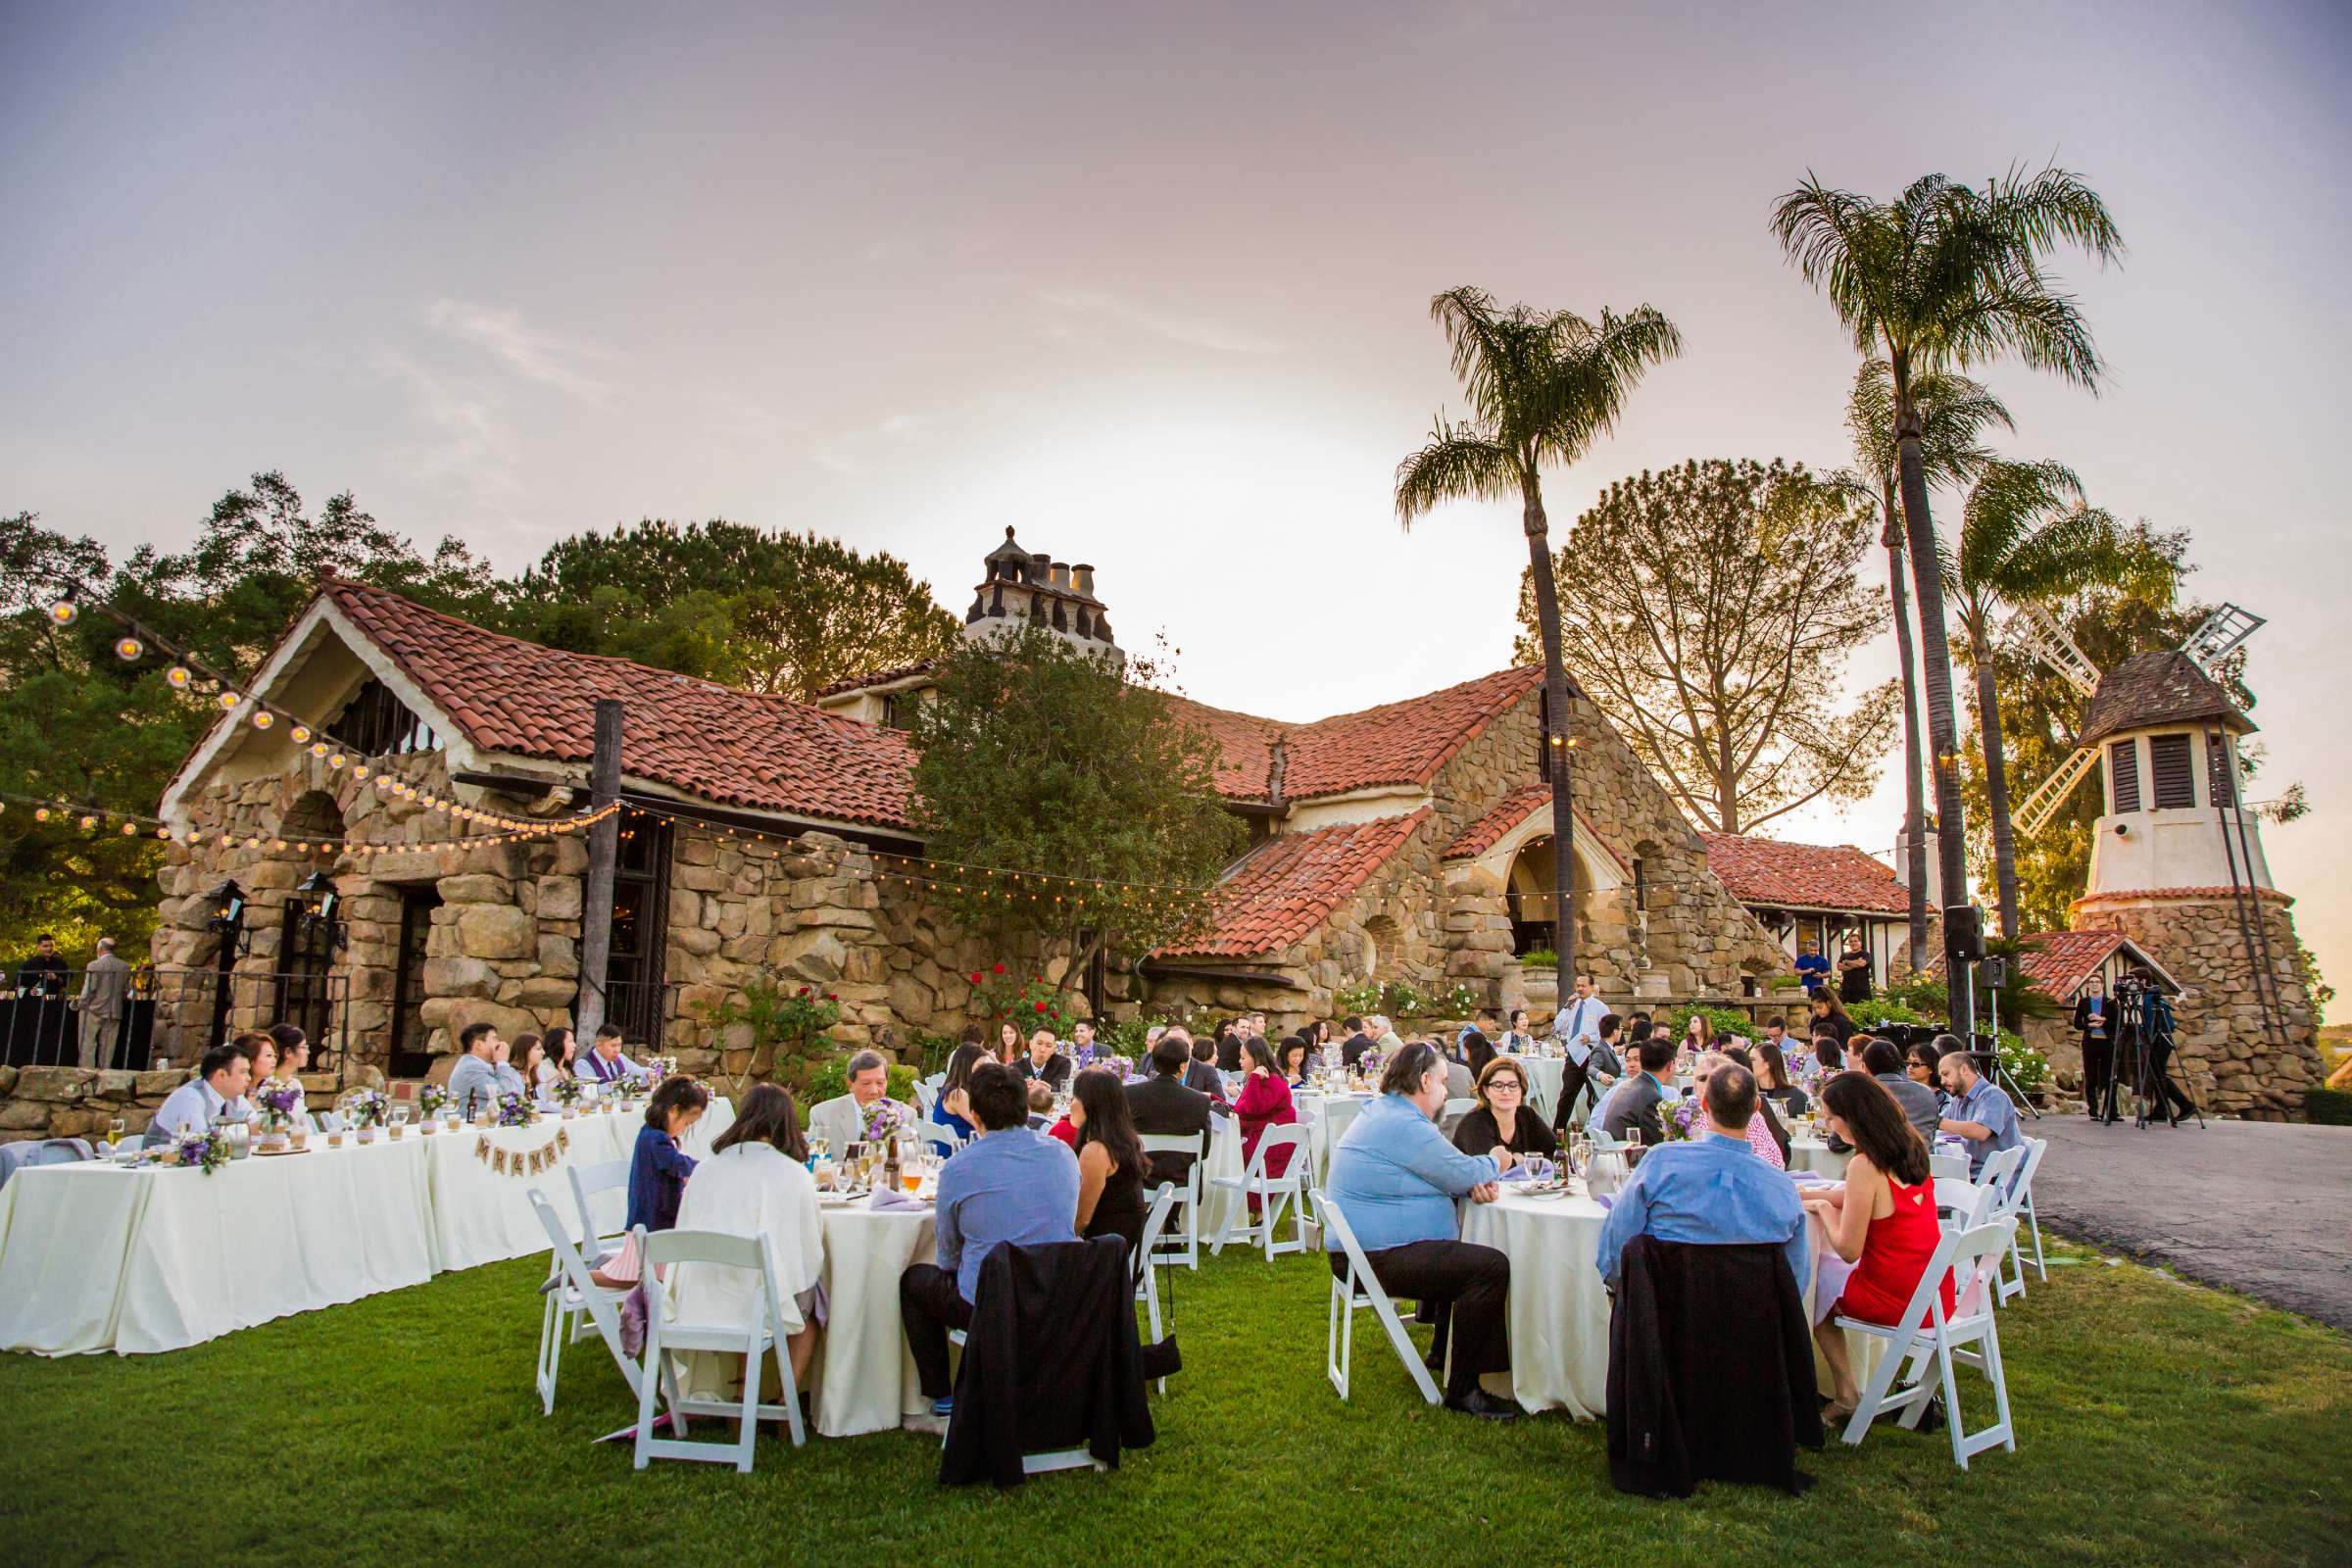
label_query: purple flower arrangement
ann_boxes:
[495,1091,534,1128]
[254,1081,304,1128]
[1664,1096,1705,1141]
[861,1099,906,1142]
[175,1129,228,1175]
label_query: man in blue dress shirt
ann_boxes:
[899,1060,1079,1421]
[1594,1063,1808,1294]
[1324,1041,1520,1419]
[1937,1050,2021,1179]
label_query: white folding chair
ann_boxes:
[1833,1218,2018,1469]
[911,1079,940,1118]
[1209,1123,1309,1261]
[528,1189,640,1418]
[1139,1132,1205,1272]
[1966,1145,2028,1304]
[914,1120,961,1157]
[1316,1191,1441,1405]
[1932,1179,2000,1233]
[1135,1184,1180,1394]
[569,1158,633,1258]
[632,1225,807,1472]
[2003,1138,2049,1295]
[1439,1097,1477,1136]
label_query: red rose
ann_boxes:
[992,962,1005,974]
[1033,1001,1047,1012]
[825,993,837,1002]
[969,971,982,985]
[798,987,809,997]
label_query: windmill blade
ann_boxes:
[2180,602,2264,676]
[2007,603,2103,698]
[2016,744,2101,839]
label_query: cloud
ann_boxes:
[1038,289,1283,355]
[420,299,618,405]
[370,349,525,517]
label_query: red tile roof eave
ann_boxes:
[1153,808,1432,960]
[1695,830,1910,916]
[1438,784,1632,873]
[2072,885,2293,907]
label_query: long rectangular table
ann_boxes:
[0,1099,732,1356]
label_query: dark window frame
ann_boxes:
[2148,733,2196,810]
[330,677,441,758]
[2108,739,2141,814]
[388,885,443,1079]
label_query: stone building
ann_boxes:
[127,532,1796,1095]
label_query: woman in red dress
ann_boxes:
[1803,1072,1956,1422]
[1231,1036,1298,1212]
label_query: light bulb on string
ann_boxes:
[114,636,142,662]
[251,710,273,729]
[328,754,346,769]
[167,665,192,689]
[290,725,311,743]
[33,808,49,822]
[218,691,241,712]
[79,814,97,830]
[311,742,328,759]
[121,821,137,836]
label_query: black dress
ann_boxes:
[1450,1105,1560,1159]
[1083,1150,1149,1262]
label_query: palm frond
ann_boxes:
[1987,162,2125,269]
[1394,416,1519,528]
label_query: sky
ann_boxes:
[5,1,2348,1016]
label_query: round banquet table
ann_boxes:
[806,1196,937,1437]
[1195,1114,1247,1240]
[1457,1181,1868,1417]
[1295,1091,1370,1188]
[1789,1137,1971,1186]
[0,1095,733,1356]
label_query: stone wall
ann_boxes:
[2072,889,2325,1120]
[0,1065,346,1144]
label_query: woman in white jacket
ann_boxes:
[667,1085,826,1393]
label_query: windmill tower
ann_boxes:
[2010,604,2323,1119]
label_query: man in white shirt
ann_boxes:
[578,1022,640,1085]
[1552,974,1616,1125]
[809,1049,916,1150]
[143,1040,256,1146]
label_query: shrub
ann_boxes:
[2303,1088,2352,1126]
[1666,1004,1759,1045]
[1518,948,1557,970]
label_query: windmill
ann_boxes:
[2005,600,2289,1058]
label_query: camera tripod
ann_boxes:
[2110,988,2203,1131]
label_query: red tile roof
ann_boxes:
[815,659,937,699]
[1281,666,1545,800]
[2073,885,2292,907]
[321,577,919,831]
[1695,831,1908,915]
[1159,694,1287,801]
[1924,928,2179,1000]
[1440,783,1630,869]
[1156,809,1432,959]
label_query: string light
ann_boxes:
[217,691,241,711]
[290,724,311,742]
[114,636,143,662]
[167,665,192,689]
[252,710,274,729]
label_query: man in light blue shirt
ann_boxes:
[1938,1050,2021,1179]
[1324,1041,1519,1418]
[144,1040,255,1147]
[900,1060,1078,1419]
[1594,1063,1808,1293]
[445,1021,519,1117]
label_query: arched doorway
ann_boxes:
[1505,835,1597,957]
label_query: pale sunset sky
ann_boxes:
[5,2,2347,1014]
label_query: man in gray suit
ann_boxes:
[73,936,132,1069]
[1599,1038,1679,1146]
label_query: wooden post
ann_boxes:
[572,700,623,1043]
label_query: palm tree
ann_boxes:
[1843,362,2012,972]
[1396,287,1682,1008]
[1773,165,2122,1015]
[1944,460,2148,939]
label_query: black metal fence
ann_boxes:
[0,968,349,1074]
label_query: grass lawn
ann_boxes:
[2,1235,2348,1568]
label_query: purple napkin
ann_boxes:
[870,1188,926,1212]
[1591,1193,1616,1211]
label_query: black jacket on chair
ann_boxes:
[1606,1237,1822,1498]
[942,1237,1154,1488]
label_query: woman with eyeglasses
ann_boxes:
[1451,1055,1560,1158]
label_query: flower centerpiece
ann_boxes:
[495,1091,534,1128]
[619,1069,652,1102]
[252,1081,303,1147]
[549,1075,584,1112]
[175,1128,229,1175]
[860,1096,906,1145]
[417,1083,451,1121]
[641,1054,678,1086]
[343,1087,389,1143]
[1662,1095,1705,1142]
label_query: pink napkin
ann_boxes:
[869,1189,926,1212]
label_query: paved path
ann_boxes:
[2029,1113,2352,1332]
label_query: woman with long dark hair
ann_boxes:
[1802,1073,1953,1421]
[1277,1035,1316,1088]
[1808,991,1857,1051]
[1067,1066,1150,1258]
[1755,1039,1808,1116]
[932,1042,988,1142]
[1233,1035,1298,1196]
[671,1083,824,1389]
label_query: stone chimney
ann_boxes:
[960,528,1122,666]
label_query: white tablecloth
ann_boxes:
[1789,1138,1970,1185]
[1458,1183,1860,1418]
[0,1096,734,1356]
[808,1199,936,1437]
[1195,1115,1247,1240]
[0,1137,436,1355]
[1296,1092,1370,1187]
[1517,1056,1565,1122]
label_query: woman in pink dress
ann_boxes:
[1693,1052,1785,1168]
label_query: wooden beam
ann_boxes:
[1135,960,1306,991]
[449,768,564,800]
[573,700,623,1042]
[613,791,924,858]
